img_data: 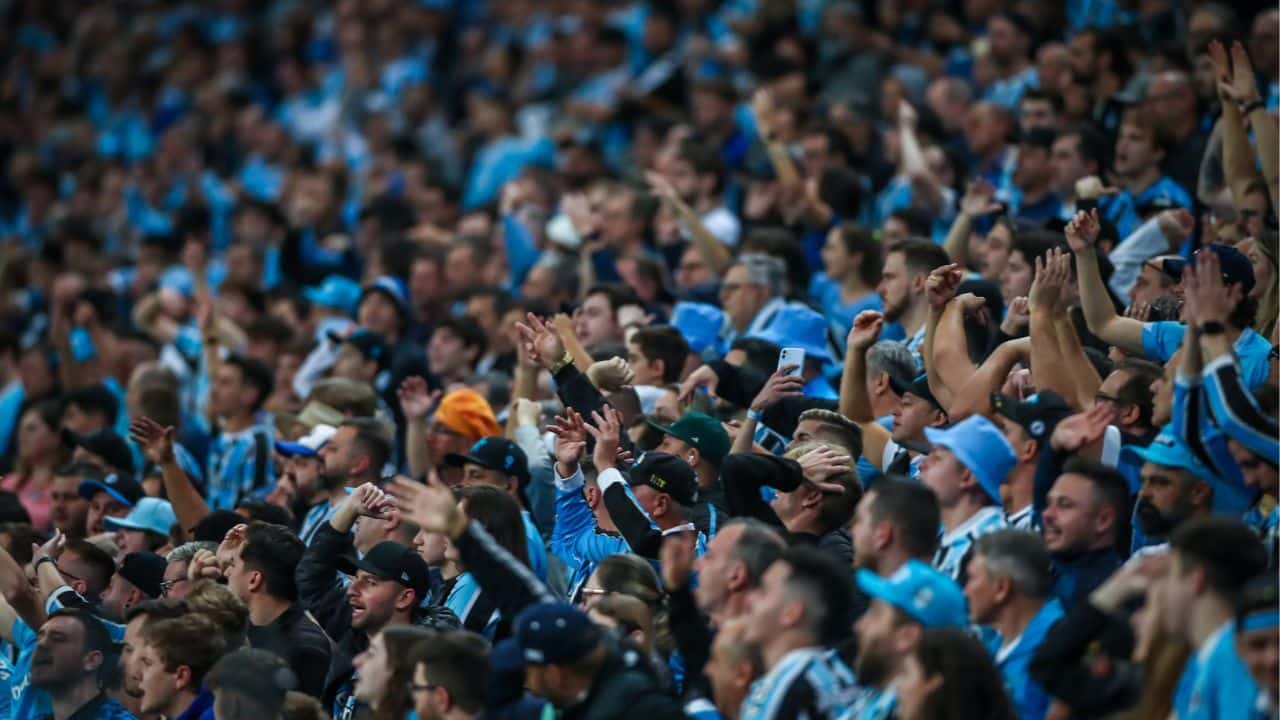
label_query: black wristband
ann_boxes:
[35,556,56,571]
[1198,321,1226,336]
[1241,99,1265,116]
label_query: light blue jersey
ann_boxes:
[933,506,1007,583]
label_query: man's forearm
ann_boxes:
[943,213,975,270]
[161,458,211,531]
[932,302,978,397]
[839,349,873,422]
[1075,247,1143,354]
[947,339,1027,419]
[406,418,430,479]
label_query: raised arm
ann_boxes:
[0,544,43,633]
[946,338,1031,420]
[398,377,441,481]
[734,367,806,454]
[1028,249,1084,409]
[132,292,182,345]
[646,171,733,275]
[931,295,983,400]
[923,263,965,408]
[130,418,210,531]
[839,311,885,423]
[896,102,945,212]
[1212,40,1278,209]
[1067,210,1144,354]
[944,180,1002,270]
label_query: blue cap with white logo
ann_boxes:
[1122,426,1255,514]
[856,559,968,628]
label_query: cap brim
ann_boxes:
[645,419,679,439]
[101,517,158,534]
[274,440,316,458]
[333,552,397,581]
[76,481,134,508]
[855,568,898,608]
[444,452,490,470]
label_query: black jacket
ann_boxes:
[296,523,458,709]
[561,638,689,720]
[1029,599,1140,717]
[246,603,334,698]
[707,361,837,440]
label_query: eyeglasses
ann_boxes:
[160,578,186,597]
[54,562,81,584]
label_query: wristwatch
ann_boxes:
[1198,321,1226,336]
[548,350,575,374]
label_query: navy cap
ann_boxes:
[1196,244,1255,295]
[990,390,1074,449]
[497,602,602,666]
[117,552,167,599]
[360,276,411,321]
[328,328,390,369]
[445,437,530,486]
[335,541,431,601]
[77,472,144,508]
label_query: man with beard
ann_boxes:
[1124,430,1216,552]
[876,240,950,363]
[99,553,167,624]
[120,600,187,717]
[297,483,456,719]
[852,559,968,719]
[271,424,338,545]
[50,464,93,539]
[30,609,135,720]
[1041,458,1129,607]
[724,546,861,720]
[849,478,940,578]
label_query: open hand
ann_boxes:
[585,406,624,471]
[926,263,964,312]
[847,310,885,352]
[129,417,176,465]
[678,365,721,403]
[397,376,441,421]
[1051,403,1114,452]
[515,313,567,369]
[798,445,853,487]
[389,475,466,538]
[751,366,805,413]
[1064,209,1101,253]
[548,409,589,471]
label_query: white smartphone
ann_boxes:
[778,347,805,377]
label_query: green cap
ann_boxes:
[647,411,730,466]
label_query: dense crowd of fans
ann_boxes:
[0,1,1275,719]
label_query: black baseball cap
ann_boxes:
[76,471,144,508]
[117,552,167,599]
[327,328,390,370]
[62,429,135,474]
[627,451,699,506]
[493,602,603,668]
[889,373,946,415]
[990,390,1074,448]
[445,437,530,485]
[335,541,431,601]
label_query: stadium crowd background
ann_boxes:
[0,0,1274,719]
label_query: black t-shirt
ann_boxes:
[246,602,334,698]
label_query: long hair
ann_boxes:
[1248,231,1278,339]
[371,626,436,720]
[590,554,673,656]
[913,628,1018,720]
[15,398,66,480]
[455,485,529,568]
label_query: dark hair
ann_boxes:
[63,385,119,427]
[372,626,438,720]
[1020,88,1064,115]
[819,166,864,220]
[454,486,528,568]
[435,315,488,358]
[409,631,490,714]
[887,209,933,238]
[218,281,267,316]
[630,327,689,384]
[912,628,1018,720]
[728,337,782,377]
[233,500,294,528]
[1170,517,1267,596]
[223,354,275,411]
[836,222,883,287]
[138,383,181,431]
[887,238,950,277]
[1060,456,1131,551]
[239,522,305,602]
[779,545,855,644]
[1010,230,1058,268]
[592,553,663,606]
[340,417,393,479]
[0,498,31,527]
[1236,572,1279,628]
[583,283,642,317]
[142,613,228,690]
[64,538,117,598]
[206,649,294,720]
[869,478,941,559]
[245,316,295,346]
[1113,359,1162,429]
[1057,125,1110,173]
[677,138,726,194]
[47,607,116,677]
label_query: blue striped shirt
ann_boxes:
[206,423,275,510]
[740,647,864,720]
[933,506,1007,583]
